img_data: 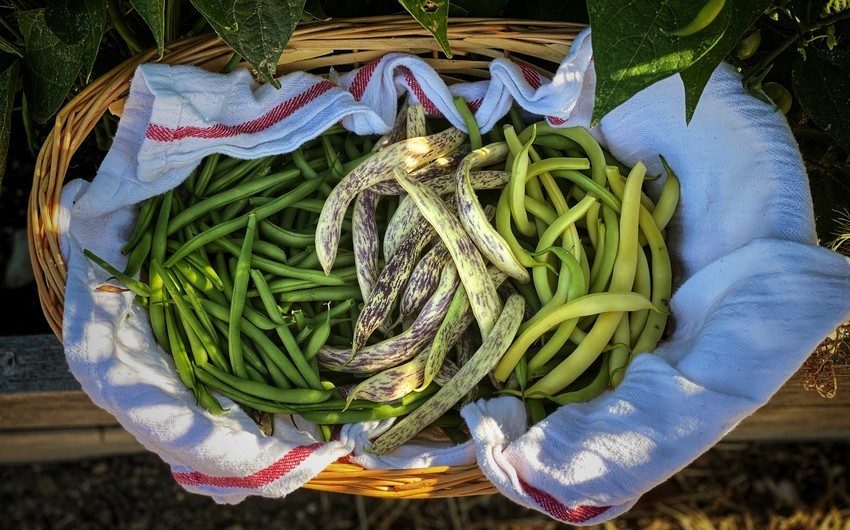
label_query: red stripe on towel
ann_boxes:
[518,477,611,523]
[173,443,325,488]
[400,66,441,116]
[350,58,382,101]
[146,81,336,142]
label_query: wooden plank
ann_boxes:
[0,426,143,464]
[1,334,848,463]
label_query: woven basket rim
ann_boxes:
[27,15,585,498]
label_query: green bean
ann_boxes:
[220,198,249,222]
[200,362,332,404]
[321,136,345,179]
[294,324,313,344]
[303,315,331,361]
[519,124,608,186]
[588,206,620,294]
[210,317,288,388]
[250,269,323,390]
[258,220,314,248]
[153,259,230,372]
[121,195,160,255]
[172,259,228,306]
[164,176,324,267]
[529,353,611,405]
[181,311,210,365]
[163,303,196,390]
[122,226,153,277]
[503,125,536,237]
[301,386,438,424]
[291,148,320,179]
[195,382,226,414]
[530,134,581,152]
[202,298,311,388]
[306,299,356,326]
[344,134,360,161]
[209,236,350,286]
[205,156,270,196]
[193,154,221,197]
[293,249,356,272]
[214,237,288,264]
[148,191,174,352]
[178,272,219,348]
[228,213,257,379]
[83,249,151,298]
[453,96,482,151]
[193,367,298,414]
[277,286,362,303]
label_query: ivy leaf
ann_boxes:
[130,0,166,56]
[206,0,306,87]
[588,0,732,124]
[793,48,850,153]
[17,9,87,123]
[398,0,452,58]
[191,0,238,31]
[0,56,19,193]
[44,0,106,80]
[679,0,772,122]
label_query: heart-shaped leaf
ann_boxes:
[205,0,305,87]
[130,0,166,56]
[588,0,733,124]
[398,0,452,58]
[17,9,87,123]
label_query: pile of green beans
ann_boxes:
[86,102,678,449]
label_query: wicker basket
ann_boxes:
[28,15,585,498]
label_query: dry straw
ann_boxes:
[28,15,584,498]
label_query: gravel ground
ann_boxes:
[2,441,849,530]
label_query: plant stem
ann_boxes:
[748,10,850,79]
[107,0,146,54]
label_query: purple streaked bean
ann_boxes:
[406,103,426,138]
[351,217,440,354]
[455,143,529,282]
[352,190,381,302]
[393,167,502,340]
[369,294,525,454]
[316,127,467,275]
[317,265,459,373]
[398,243,451,324]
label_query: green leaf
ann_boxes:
[206,0,306,87]
[793,48,850,153]
[0,56,19,194]
[824,0,850,15]
[679,0,771,121]
[588,0,734,124]
[46,0,106,79]
[0,34,23,57]
[191,0,238,31]
[130,0,165,56]
[17,9,87,123]
[398,0,452,58]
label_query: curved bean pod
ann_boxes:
[316,127,467,275]
[393,167,503,339]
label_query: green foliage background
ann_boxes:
[1,0,849,244]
